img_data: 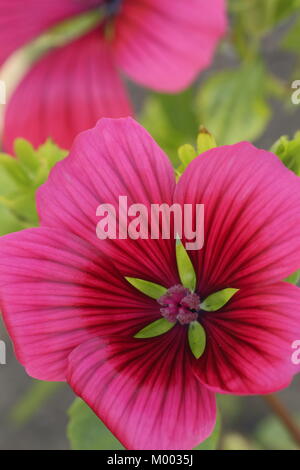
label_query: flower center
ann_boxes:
[105,0,123,15]
[157,285,201,325]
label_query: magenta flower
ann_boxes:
[1,118,300,450]
[0,0,226,152]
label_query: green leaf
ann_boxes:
[194,413,221,450]
[10,381,62,425]
[188,321,206,359]
[217,394,243,422]
[265,74,289,101]
[271,132,300,175]
[176,241,196,291]
[125,277,167,299]
[68,399,124,450]
[256,413,300,450]
[202,288,239,312]
[134,317,175,339]
[196,61,271,145]
[140,89,199,166]
[282,17,300,54]
[230,0,300,38]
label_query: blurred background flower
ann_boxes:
[0,0,226,151]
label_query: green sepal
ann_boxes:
[134,318,175,339]
[201,288,239,312]
[271,132,300,176]
[178,144,197,168]
[188,321,206,359]
[285,270,300,285]
[176,241,196,291]
[125,277,167,299]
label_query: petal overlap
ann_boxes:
[67,327,216,450]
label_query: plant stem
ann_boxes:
[263,394,300,447]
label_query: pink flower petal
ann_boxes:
[0,0,102,66]
[195,283,300,394]
[174,142,300,296]
[113,0,227,91]
[37,117,179,287]
[0,227,160,381]
[67,327,216,450]
[3,28,132,153]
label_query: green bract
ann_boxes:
[188,321,206,359]
[177,144,197,168]
[285,270,300,285]
[0,138,67,234]
[176,241,196,291]
[177,127,217,174]
[197,126,217,154]
[134,318,175,339]
[201,288,239,312]
[125,277,167,299]
[271,132,300,176]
